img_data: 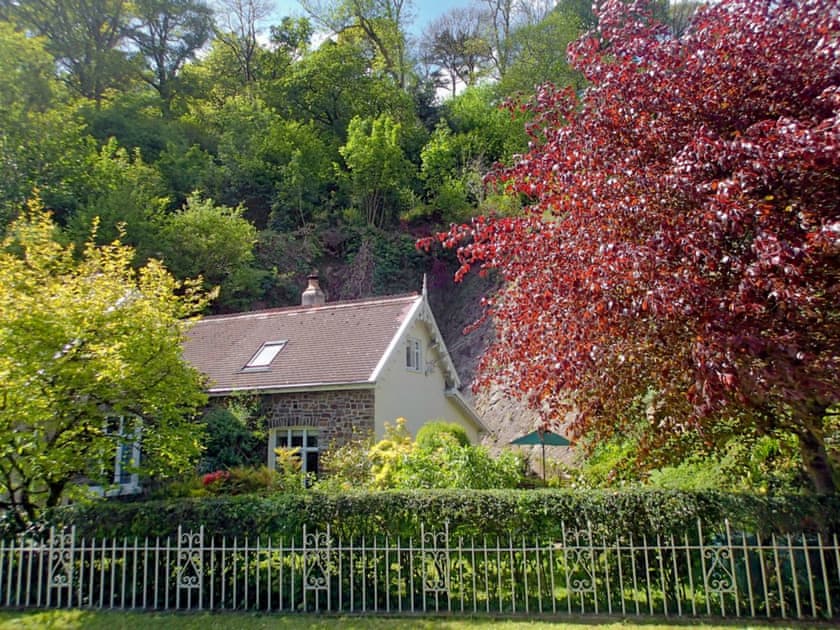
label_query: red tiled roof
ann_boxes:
[183,294,420,393]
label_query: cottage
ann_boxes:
[182,274,484,475]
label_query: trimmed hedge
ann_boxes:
[45,490,840,542]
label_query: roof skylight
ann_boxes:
[244,341,286,369]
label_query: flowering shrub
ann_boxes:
[202,470,231,487]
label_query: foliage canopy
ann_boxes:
[423,0,840,493]
[0,201,213,528]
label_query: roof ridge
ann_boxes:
[199,292,420,321]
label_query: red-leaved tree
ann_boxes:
[421,0,840,492]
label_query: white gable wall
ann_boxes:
[373,316,481,443]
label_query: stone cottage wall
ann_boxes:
[260,389,375,448]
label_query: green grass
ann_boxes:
[0,610,833,630]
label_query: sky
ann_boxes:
[269,0,453,36]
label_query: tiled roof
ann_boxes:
[182,294,420,393]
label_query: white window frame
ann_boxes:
[405,337,422,372]
[90,416,141,496]
[244,340,287,370]
[268,427,320,476]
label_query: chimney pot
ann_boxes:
[301,271,325,306]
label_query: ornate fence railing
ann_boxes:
[0,521,837,620]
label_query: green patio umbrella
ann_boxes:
[510,429,571,481]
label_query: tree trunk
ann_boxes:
[796,403,837,495]
[45,478,67,509]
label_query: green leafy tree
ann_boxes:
[0,23,57,115]
[415,123,474,223]
[65,140,170,262]
[0,23,114,226]
[155,142,221,205]
[443,86,527,166]
[158,193,263,310]
[0,200,213,528]
[302,0,413,89]
[497,8,584,97]
[412,86,527,221]
[339,114,415,227]
[1,0,135,101]
[79,91,174,161]
[207,97,335,228]
[0,105,99,226]
[274,38,413,139]
[269,122,335,230]
[177,38,249,105]
[269,16,313,62]
[127,0,215,112]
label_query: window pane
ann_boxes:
[246,341,286,368]
[306,433,318,447]
[277,434,289,447]
[291,434,303,447]
[306,451,319,475]
[116,443,133,484]
[406,338,421,369]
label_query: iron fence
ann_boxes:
[1,521,838,619]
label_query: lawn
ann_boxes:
[0,610,832,630]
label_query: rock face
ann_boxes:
[427,271,577,475]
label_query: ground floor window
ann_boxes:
[268,427,319,476]
[89,416,141,496]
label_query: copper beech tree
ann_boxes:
[421,0,840,492]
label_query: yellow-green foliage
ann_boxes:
[368,418,414,489]
[316,417,524,491]
[0,200,214,528]
[273,447,302,474]
[318,429,374,492]
[415,420,470,448]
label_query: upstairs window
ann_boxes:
[405,337,421,371]
[244,340,286,369]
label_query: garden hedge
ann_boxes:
[44,489,840,542]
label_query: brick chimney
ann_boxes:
[301,271,325,307]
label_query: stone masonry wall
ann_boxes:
[260,389,375,449]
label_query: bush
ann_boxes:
[199,401,265,473]
[415,420,470,448]
[150,464,305,500]
[397,438,523,489]
[318,431,375,492]
[316,418,525,491]
[565,432,807,494]
[45,490,840,542]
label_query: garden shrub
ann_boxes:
[45,490,840,543]
[318,431,375,492]
[415,420,470,448]
[396,437,523,489]
[199,401,265,473]
[317,418,525,491]
[563,432,807,494]
[151,459,307,500]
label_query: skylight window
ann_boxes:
[245,341,286,369]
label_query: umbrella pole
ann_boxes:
[541,442,546,483]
